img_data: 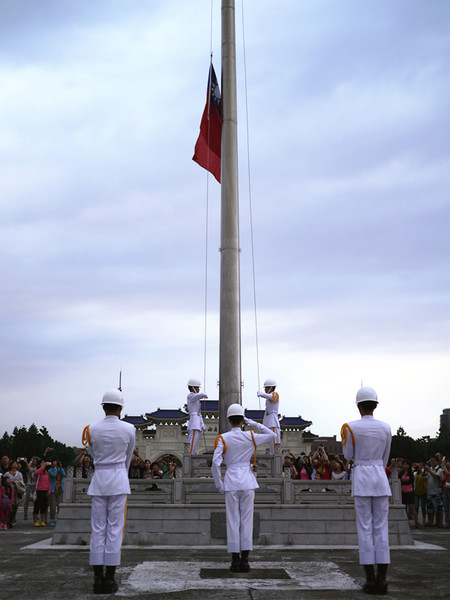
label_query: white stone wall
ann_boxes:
[135,422,312,463]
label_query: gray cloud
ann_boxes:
[0,0,449,445]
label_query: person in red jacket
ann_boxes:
[0,475,15,529]
[33,459,51,526]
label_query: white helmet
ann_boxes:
[356,386,378,405]
[101,389,124,407]
[187,378,201,388]
[264,378,277,388]
[227,403,245,418]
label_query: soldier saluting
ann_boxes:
[186,378,208,455]
[212,403,276,573]
[257,378,280,455]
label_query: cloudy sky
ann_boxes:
[1,0,449,448]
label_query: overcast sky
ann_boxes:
[1,0,449,448]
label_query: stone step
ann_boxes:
[51,502,413,547]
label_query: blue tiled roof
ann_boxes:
[244,409,265,420]
[122,415,147,425]
[279,416,312,427]
[302,430,319,438]
[200,400,219,411]
[146,409,187,420]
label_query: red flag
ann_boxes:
[193,64,222,183]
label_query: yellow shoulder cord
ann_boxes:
[250,431,257,469]
[213,434,226,454]
[82,424,91,447]
[268,392,279,403]
[340,423,355,448]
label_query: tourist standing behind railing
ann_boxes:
[0,474,14,529]
[33,459,51,527]
[4,461,25,527]
[312,446,332,480]
[442,461,450,528]
[400,462,419,528]
[23,457,37,521]
[424,456,443,527]
[331,461,348,480]
[74,449,95,478]
[128,449,145,479]
[48,459,66,526]
[297,456,313,480]
[414,463,428,525]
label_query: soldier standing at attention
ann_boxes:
[341,386,392,595]
[257,378,280,455]
[186,378,208,455]
[85,389,135,594]
[212,404,276,573]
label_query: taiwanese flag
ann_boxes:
[193,64,222,183]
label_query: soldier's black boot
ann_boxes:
[230,553,241,572]
[376,564,388,595]
[240,550,251,573]
[92,565,105,594]
[362,565,377,594]
[103,566,118,594]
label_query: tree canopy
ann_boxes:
[390,425,450,462]
[0,424,76,466]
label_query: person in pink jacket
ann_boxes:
[33,459,51,526]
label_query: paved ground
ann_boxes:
[0,509,448,599]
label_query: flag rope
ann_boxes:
[240,0,261,409]
[203,0,215,397]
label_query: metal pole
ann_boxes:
[219,0,241,433]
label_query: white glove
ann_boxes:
[244,417,257,427]
[257,391,263,397]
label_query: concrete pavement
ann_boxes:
[0,508,448,599]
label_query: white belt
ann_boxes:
[95,463,126,470]
[355,460,384,466]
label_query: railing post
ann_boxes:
[63,477,74,502]
[283,476,293,503]
[183,442,192,477]
[272,444,282,477]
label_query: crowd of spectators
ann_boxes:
[1,444,448,531]
[282,448,450,528]
[283,446,351,481]
[0,448,66,529]
[73,447,178,481]
[387,454,450,528]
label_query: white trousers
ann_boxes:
[225,489,255,553]
[188,429,201,455]
[266,427,280,455]
[90,494,127,566]
[354,496,390,565]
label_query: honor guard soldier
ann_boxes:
[212,403,276,573]
[257,378,280,455]
[186,378,208,455]
[341,386,392,595]
[85,389,135,594]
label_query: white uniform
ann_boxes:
[87,415,135,566]
[187,391,207,455]
[341,415,392,565]
[212,418,276,553]
[257,390,280,455]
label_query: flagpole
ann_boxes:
[219,0,241,433]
